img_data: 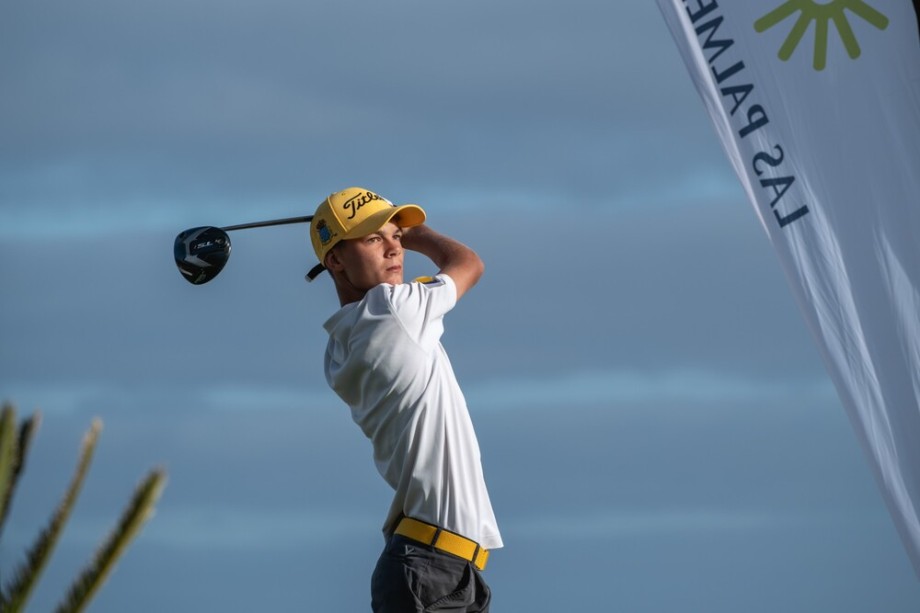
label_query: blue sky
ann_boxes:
[2,1,919,611]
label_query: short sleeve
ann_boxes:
[383,274,457,348]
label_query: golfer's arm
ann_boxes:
[401,225,484,300]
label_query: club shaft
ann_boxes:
[221,215,313,232]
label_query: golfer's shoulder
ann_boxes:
[381,275,456,313]
[413,274,452,289]
[407,274,456,300]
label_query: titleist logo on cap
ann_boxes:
[342,191,389,220]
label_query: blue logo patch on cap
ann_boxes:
[317,219,334,245]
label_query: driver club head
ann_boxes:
[174,226,232,285]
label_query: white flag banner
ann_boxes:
[657,0,920,576]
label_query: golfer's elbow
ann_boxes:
[446,249,484,300]
[468,250,485,284]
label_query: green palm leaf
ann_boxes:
[54,468,167,613]
[2,419,101,611]
[0,407,41,536]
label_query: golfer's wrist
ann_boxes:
[400,224,438,252]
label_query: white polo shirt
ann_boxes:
[323,274,503,550]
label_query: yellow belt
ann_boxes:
[394,517,490,571]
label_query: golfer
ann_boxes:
[309,187,503,612]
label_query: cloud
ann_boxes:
[507,508,799,539]
[2,366,836,421]
[32,506,383,552]
[0,200,827,421]
[464,368,836,412]
[0,1,729,237]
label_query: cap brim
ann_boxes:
[341,204,426,241]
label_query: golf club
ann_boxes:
[174,215,317,285]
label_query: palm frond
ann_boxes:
[54,468,167,613]
[0,404,17,607]
[0,410,42,535]
[3,419,102,611]
[0,404,17,533]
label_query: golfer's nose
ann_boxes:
[384,236,401,255]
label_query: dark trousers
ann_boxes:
[371,535,492,612]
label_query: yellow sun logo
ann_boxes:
[754,0,889,70]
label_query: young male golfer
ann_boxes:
[310,187,503,612]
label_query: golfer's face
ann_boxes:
[340,221,405,289]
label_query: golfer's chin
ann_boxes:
[382,266,403,285]
[367,270,402,288]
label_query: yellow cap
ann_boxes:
[310,187,426,264]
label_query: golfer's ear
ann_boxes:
[324,248,344,272]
